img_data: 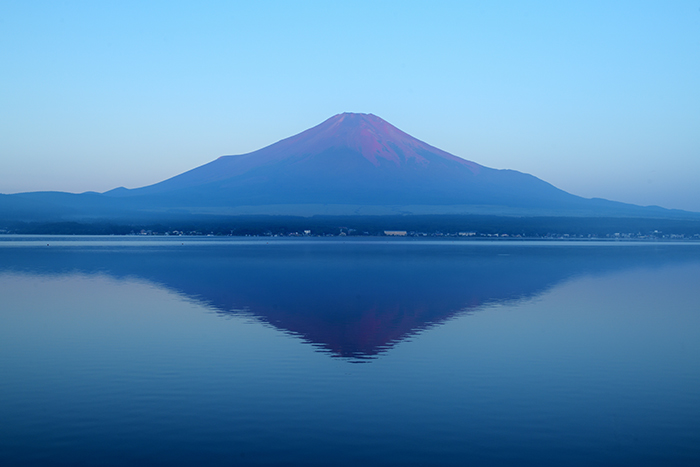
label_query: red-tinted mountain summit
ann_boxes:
[256,112,481,171]
[106,112,599,214]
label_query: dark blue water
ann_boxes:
[1,237,700,466]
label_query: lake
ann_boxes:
[1,236,700,466]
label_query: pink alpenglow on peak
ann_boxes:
[260,112,481,172]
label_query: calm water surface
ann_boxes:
[1,237,700,466]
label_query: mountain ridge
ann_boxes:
[102,112,585,211]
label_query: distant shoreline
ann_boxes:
[2,234,700,244]
[2,214,700,240]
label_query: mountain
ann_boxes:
[2,112,698,221]
[100,112,638,215]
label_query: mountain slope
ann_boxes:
[103,113,597,212]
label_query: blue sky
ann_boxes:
[2,1,699,211]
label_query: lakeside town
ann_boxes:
[160,230,699,240]
[79,228,700,240]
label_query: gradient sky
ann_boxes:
[2,1,699,211]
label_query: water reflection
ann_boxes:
[1,239,699,360]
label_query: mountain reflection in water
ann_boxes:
[2,238,698,361]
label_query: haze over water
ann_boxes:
[1,237,700,466]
